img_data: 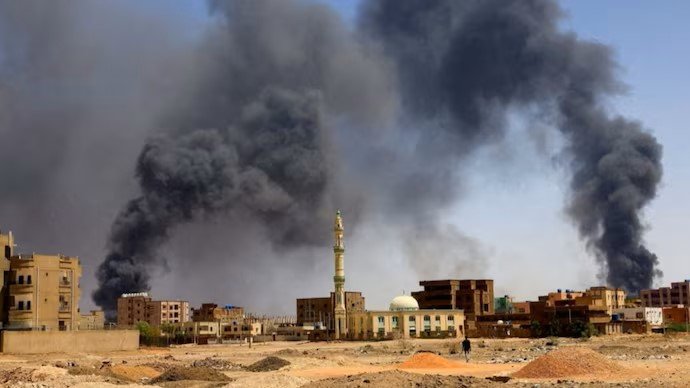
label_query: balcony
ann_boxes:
[9,283,33,294]
[59,278,72,288]
[59,304,71,313]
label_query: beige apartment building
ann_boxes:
[148,300,189,325]
[117,293,189,327]
[583,286,626,314]
[7,253,82,331]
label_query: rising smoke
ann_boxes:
[0,0,662,316]
[360,0,663,291]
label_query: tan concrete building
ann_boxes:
[347,295,465,340]
[79,310,105,330]
[117,293,189,327]
[296,291,365,328]
[147,300,189,326]
[7,253,82,331]
[192,303,244,322]
[584,286,626,314]
[0,229,14,325]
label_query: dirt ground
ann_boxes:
[0,333,688,387]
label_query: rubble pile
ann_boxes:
[246,356,291,372]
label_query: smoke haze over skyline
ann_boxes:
[1,0,687,315]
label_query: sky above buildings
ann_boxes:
[164,0,690,309]
[0,1,687,314]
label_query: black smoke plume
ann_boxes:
[361,0,663,291]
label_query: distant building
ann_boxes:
[117,292,152,327]
[80,310,105,330]
[7,253,82,331]
[613,307,663,326]
[539,289,585,307]
[147,300,189,326]
[662,306,690,326]
[412,279,493,331]
[296,291,365,328]
[347,294,465,340]
[117,293,189,327]
[192,303,244,322]
[641,280,690,307]
[582,287,626,314]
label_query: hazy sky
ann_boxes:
[1,1,687,314]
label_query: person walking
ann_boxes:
[462,336,471,362]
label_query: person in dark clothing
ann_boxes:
[462,336,471,362]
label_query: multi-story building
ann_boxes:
[0,229,14,325]
[192,303,244,322]
[117,293,152,327]
[147,300,189,326]
[296,291,365,329]
[457,280,494,318]
[412,280,462,309]
[412,279,494,318]
[641,281,690,307]
[584,286,626,314]
[7,253,82,331]
[117,293,189,327]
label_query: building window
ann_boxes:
[27,275,32,285]
[447,315,454,322]
[26,301,31,310]
[392,316,399,329]
[18,301,24,310]
[17,275,23,285]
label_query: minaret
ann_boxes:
[333,210,346,339]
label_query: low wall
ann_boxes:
[1,330,139,354]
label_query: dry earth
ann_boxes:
[0,333,688,387]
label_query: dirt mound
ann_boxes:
[192,357,244,371]
[274,348,299,356]
[300,370,491,388]
[109,364,161,381]
[149,366,232,383]
[512,347,625,379]
[397,352,461,369]
[246,356,291,372]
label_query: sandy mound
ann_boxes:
[192,357,244,371]
[246,356,291,372]
[512,347,625,378]
[109,364,161,381]
[398,352,460,369]
[225,374,309,388]
[150,366,232,383]
[300,370,490,388]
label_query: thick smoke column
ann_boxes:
[93,0,394,314]
[93,89,330,312]
[90,0,664,315]
[361,0,663,291]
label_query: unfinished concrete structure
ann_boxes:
[641,280,690,307]
[192,303,244,322]
[296,291,365,329]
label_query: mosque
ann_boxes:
[329,211,466,340]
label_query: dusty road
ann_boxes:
[0,333,688,387]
